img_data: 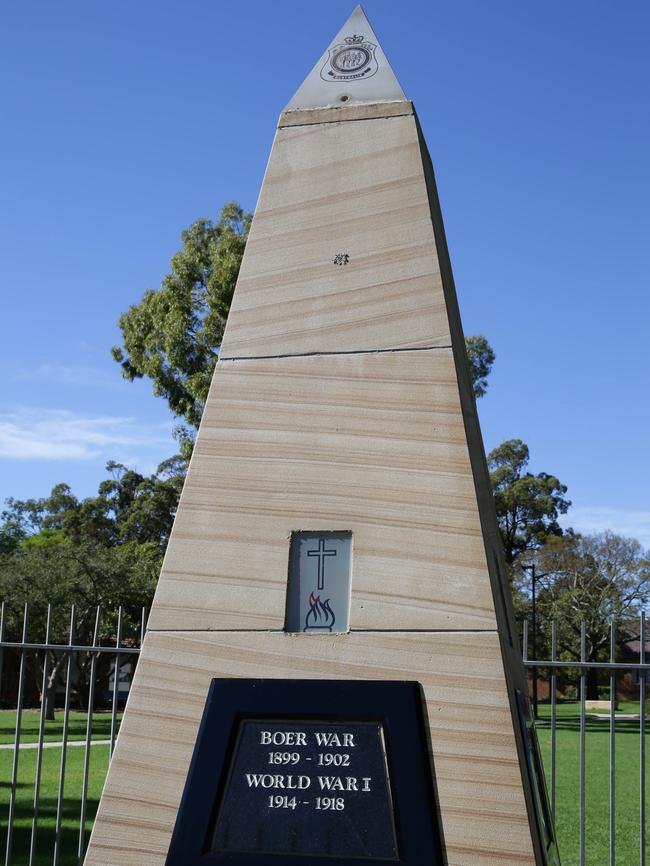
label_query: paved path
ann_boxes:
[0,739,111,750]
[589,713,649,721]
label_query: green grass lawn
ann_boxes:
[0,744,109,866]
[0,705,646,866]
[0,711,120,866]
[0,709,123,746]
[537,702,646,866]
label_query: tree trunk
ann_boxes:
[586,667,600,701]
[44,682,56,721]
[76,652,95,712]
[33,652,56,722]
[41,652,68,721]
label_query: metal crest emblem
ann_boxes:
[320,33,378,83]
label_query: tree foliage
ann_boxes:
[0,535,159,641]
[112,203,252,428]
[537,532,650,634]
[4,458,184,551]
[531,532,650,697]
[488,438,570,565]
[465,334,495,399]
[0,457,186,642]
[0,532,160,717]
[0,459,186,716]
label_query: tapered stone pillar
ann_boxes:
[86,7,558,866]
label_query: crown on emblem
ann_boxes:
[344,34,365,44]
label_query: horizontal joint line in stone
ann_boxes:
[278,111,414,129]
[218,344,453,363]
[145,628,500,635]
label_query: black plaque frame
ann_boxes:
[166,679,444,866]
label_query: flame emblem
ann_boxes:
[304,593,336,632]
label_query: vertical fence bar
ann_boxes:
[551,620,557,821]
[53,605,76,866]
[610,621,616,866]
[29,605,53,866]
[580,621,586,866]
[110,607,123,757]
[2,605,648,866]
[78,607,102,865]
[0,602,6,702]
[641,612,646,866]
[523,619,529,663]
[5,604,29,866]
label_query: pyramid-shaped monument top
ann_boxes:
[285,5,406,111]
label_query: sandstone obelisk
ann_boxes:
[86,8,558,866]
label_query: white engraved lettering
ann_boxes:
[317,776,362,791]
[313,732,355,747]
[260,731,307,746]
[246,773,311,789]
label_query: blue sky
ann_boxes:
[1,2,648,545]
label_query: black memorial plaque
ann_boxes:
[166,679,444,866]
[212,720,397,858]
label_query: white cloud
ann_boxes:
[561,507,650,550]
[14,364,122,390]
[0,408,172,461]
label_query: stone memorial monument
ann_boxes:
[86,7,559,866]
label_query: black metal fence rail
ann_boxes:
[1,606,648,866]
[0,602,145,866]
[523,614,648,866]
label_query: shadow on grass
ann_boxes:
[536,716,643,735]
[0,796,100,866]
[0,712,120,745]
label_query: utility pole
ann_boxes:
[522,563,543,719]
[530,563,538,719]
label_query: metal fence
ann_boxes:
[523,614,648,866]
[0,603,144,866]
[1,604,648,866]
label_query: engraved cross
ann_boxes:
[307,538,337,590]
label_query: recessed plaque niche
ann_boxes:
[166,679,444,866]
[285,531,352,633]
